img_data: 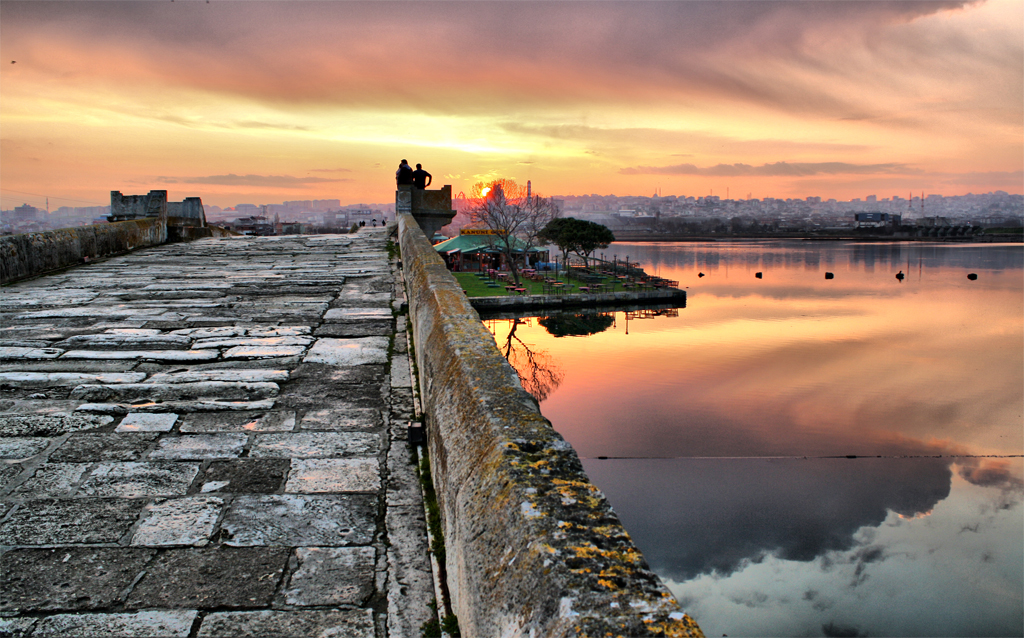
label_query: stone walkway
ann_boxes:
[0,229,434,637]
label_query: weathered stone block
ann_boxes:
[283,546,376,606]
[196,609,374,638]
[179,410,295,433]
[126,546,289,609]
[77,462,200,498]
[0,437,50,460]
[149,434,247,459]
[0,548,154,611]
[285,458,381,493]
[219,494,376,546]
[29,610,198,638]
[249,432,381,458]
[303,337,389,366]
[130,496,224,546]
[14,463,90,498]
[299,406,382,430]
[116,412,179,432]
[50,432,159,462]
[199,458,290,493]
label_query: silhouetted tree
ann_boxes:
[469,179,558,285]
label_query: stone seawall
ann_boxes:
[468,288,685,312]
[0,219,166,284]
[398,213,702,638]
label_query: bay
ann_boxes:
[485,240,1023,637]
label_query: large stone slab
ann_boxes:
[219,494,376,546]
[0,347,64,360]
[60,350,219,362]
[222,345,308,359]
[323,307,393,321]
[149,434,247,460]
[70,381,279,402]
[50,432,159,462]
[197,609,375,638]
[53,334,191,350]
[0,548,154,611]
[0,437,51,460]
[179,410,295,433]
[126,546,290,609]
[0,372,147,387]
[77,462,201,498]
[145,369,290,384]
[299,406,383,430]
[76,398,276,414]
[199,459,290,493]
[192,336,313,349]
[302,337,389,366]
[283,546,376,606]
[29,610,198,638]
[116,412,179,432]
[249,432,381,458]
[130,496,224,546]
[285,458,381,493]
[13,463,90,498]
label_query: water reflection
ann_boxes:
[582,457,1023,638]
[489,317,565,402]
[493,241,1023,637]
[538,312,615,338]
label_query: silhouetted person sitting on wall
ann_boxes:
[412,163,432,189]
[396,159,414,186]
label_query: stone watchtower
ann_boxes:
[397,185,456,238]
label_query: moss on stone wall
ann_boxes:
[398,213,703,638]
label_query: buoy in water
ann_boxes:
[967,273,978,280]
[755,272,763,279]
[698,272,705,278]
[825,272,834,279]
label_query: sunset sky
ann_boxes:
[1,0,1021,210]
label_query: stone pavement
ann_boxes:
[0,229,434,637]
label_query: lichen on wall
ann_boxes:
[398,213,704,638]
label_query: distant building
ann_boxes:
[854,212,901,228]
[109,190,205,225]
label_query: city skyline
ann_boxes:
[1,1,1021,210]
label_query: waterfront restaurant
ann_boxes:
[433,229,549,272]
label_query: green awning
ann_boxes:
[433,234,544,255]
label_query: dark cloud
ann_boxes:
[583,457,953,581]
[621,161,917,177]
[958,459,1024,491]
[160,174,347,187]
[0,0,1001,120]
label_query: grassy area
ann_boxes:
[453,271,634,298]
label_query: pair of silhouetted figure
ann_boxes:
[396,159,432,189]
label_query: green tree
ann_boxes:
[538,217,615,269]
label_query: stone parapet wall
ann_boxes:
[0,218,166,284]
[398,213,703,638]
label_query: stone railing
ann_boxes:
[0,218,167,284]
[398,212,703,638]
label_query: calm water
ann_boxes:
[484,241,1023,638]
